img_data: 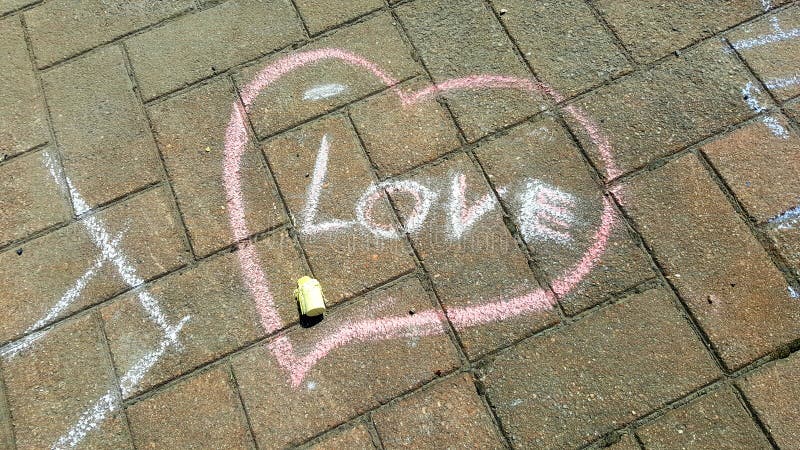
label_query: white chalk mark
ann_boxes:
[517,180,577,244]
[788,286,799,299]
[40,151,191,448]
[355,179,436,239]
[732,16,800,50]
[303,83,347,101]
[741,83,787,138]
[761,0,771,11]
[765,74,800,90]
[743,82,766,113]
[51,391,117,450]
[762,115,790,139]
[52,317,188,449]
[769,203,800,230]
[0,330,48,360]
[0,231,126,360]
[448,173,499,239]
[300,134,355,234]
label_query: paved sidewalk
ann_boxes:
[1,0,799,448]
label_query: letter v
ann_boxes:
[300,133,354,234]
[448,173,502,239]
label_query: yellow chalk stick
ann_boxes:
[295,276,326,317]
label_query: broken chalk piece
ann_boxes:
[295,276,327,317]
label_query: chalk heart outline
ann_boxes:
[223,48,621,388]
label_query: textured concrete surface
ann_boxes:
[1,0,799,449]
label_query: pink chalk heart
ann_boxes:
[223,48,620,387]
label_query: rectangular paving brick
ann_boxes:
[396,0,544,142]
[483,288,719,449]
[236,13,420,140]
[126,0,304,100]
[621,153,800,370]
[126,365,253,449]
[294,0,382,35]
[729,7,800,101]
[494,0,631,96]
[148,76,285,257]
[24,0,195,68]
[636,386,770,449]
[0,185,189,345]
[3,313,132,449]
[568,40,763,178]
[738,351,800,449]
[373,373,505,449]
[594,0,763,62]
[702,115,800,222]
[0,148,71,248]
[310,422,376,450]
[475,116,654,315]
[349,77,461,177]
[43,45,163,210]
[0,16,48,158]
[261,114,416,303]
[231,277,460,448]
[395,154,557,358]
[101,230,305,397]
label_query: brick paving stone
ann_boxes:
[0,16,48,159]
[729,7,800,101]
[394,153,557,358]
[24,0,195,68]
[475,116,654,315]
[396,0,544,142]
[636,387,770,449]
[0,0,38,15]
[621,153,800,370]
[3,313,132,449]
[607,433,640,450]
[148,76,285,257]
[738,351,800,449]
[493,0,631,97]
[101,230,304,397]
[43,46,163,210]
[702,115,800,222]
[126,365,253,449]
[567,40,762,178]
[126,0,304,101]
[349,77,461,178]
[593,0,763,63]
[0,186,189,344]
[236,13,420,140]
[294,0,383,35]
[0,148,71,248]
[310,422,375,450]
[261,114,416,304]
[483,288,719,449]
[231,277,460,448]
[373,373,505,449]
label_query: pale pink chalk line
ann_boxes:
[223,48,621,387]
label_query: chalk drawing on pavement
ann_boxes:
[0,151,191,448]
[223,48,621,387]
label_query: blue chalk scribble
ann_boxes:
[769,204,800,230]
